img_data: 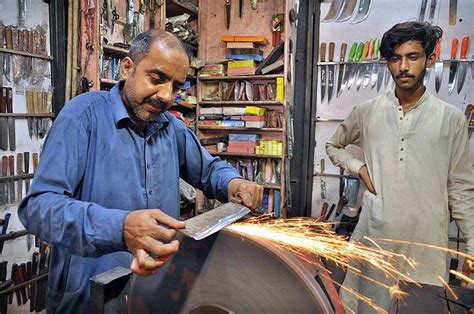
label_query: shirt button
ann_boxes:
[148,191,152,195]
[401,138,405,141]
[400,148,404,151]
[400,158,403,161]
[399,108,402,111]
[400,117,403,120]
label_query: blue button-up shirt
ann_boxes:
[18,82,241,313]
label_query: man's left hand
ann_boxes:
[461,258,474,287]
[227,178,264,210]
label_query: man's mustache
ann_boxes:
[396,73,415,79]
[143,97,168,110]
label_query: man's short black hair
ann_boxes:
[380,22,443,60]
[127,29,190,65]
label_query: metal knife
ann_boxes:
[32,153,38,174]
[449,0,457,26]
[0,87,7,150]
[371,38,380,89]
[24,152,30,194]
[16,153,23,202]
[350,0,372,24]
[327,42,336,104]
[1,157,7,205]
[362,39,374,89]
[356,41,369,90]
[347,42,364,90]
[6,88,15,151]
[447,38,459,95]
[8,155,15,204]
[456,36,469,94]
[427,0,438,24]
[418,0,428,22]
[434,40,443,93]
[340,42,357,95]
[225,0,231,30]
[383,64,392,89]
[321,0,345,23]
[320,42,327,103]
[0,158,5,205]
[0,213,10,254]
[336,43,348,97]
[335,0,358,22]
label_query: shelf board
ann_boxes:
[167,0,198,20]
[198,100,283,106]
[198,74,284,81]
[0,113,55,118]
[198,127,283,132]
[213,152,283,159]
[102,44,129,56]
[0,47,52,60]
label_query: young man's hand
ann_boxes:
[461,258,474,287]
[123,209,185,275]
[359,165,377,195]
[227,178,264,210]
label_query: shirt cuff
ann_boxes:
[220,174,243,202]
[348,159,365,176]
[89,205,130,253]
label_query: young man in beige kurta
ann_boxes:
[326,22,474,312]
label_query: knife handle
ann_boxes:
[6,88,12,114]
[0,88,5,113]
[435,40,441,60]
[348,42,358,62]
[16,153,23,175]
[361,41,369,61]
[320,42,326,62]
[328,42,335,62]
[32,153,38,173]
[367,39,374,60]
[24,152,30,174]
[1,156,7,177]
[460,36,469,59]
[355,42,364,62]
[8,155,14,176]
[339,43,347,62]
[450,38,458,60]
[374,38,380,60]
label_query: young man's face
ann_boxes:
[386,40,435,92]
[121,41,189,127]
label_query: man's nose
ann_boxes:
[399,57,409,72]
[155,82,174,104]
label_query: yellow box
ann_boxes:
[228,60,256,68]
[245,106,265,115]
[276,77,284,102]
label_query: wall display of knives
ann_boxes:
[0,152,38,206]
[318,36,472,104]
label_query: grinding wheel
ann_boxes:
[128,228,335,313]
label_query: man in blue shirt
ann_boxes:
[18,29,263,313]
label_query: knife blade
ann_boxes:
[8,155,15,204]
[370,38,380,89]
[327,42,336,104]
[336,43,348,97]
[239,0,243,18]
[1,157,7,205]
[320,42,327,103]
[321,0,345,23]
[335,0,358,22]
[26,91,33,139]
[225,0,231,29]
[340,42,357,95]
[456,36,469,94]
[449,0,457,26]
[427,0,438,24]
[0,87,7,150]
[356,41,369,90]
[434,40,443,93]
[447,38,459,95]
[363,39,374,89]
[350,0,372,24]
[24,152,30,194]
[6,88,15,151]
[16,153,23,202]
[418,0,428,22]
[383,64,392,89]
[347,42,364,90]
[32,153,38,174]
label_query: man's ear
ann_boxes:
[121,57,134,80]
[426,51,436,68]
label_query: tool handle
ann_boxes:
[6,88,12,114]
[328,42,335,62]
[355,42,364,61]
[1,156,7,176]
[348,42,358,62]
[460,36,469,59]
[435,40,441,60]
[339,43,347,62]
[8,155,14,176]
[32,153,38,173]
[24,152,29,173]
[374,38,380,60]
[361,41,369,61]
[450,38,458,60]
[0,88,5,113]
[367,39,374,60]
[16,153,23,175]
[320,42,326,62]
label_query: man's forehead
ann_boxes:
[393,40,424,53]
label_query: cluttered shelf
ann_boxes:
[198,127,283,132]
[102,44,129,56]
[199,74,284,81]
[198,100,283,106]
[212,152,283,159]
[0,47,52,60]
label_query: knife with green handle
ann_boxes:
[371,38,380,89]
[356,41,369,90]
[347,42,364,90]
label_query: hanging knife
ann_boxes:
[376,55,386,93]
[362,39,374,89]
[24,152,30,195]
[320,42,327,103]
[447,38,459,95]
[6,88,15,151]
[335,0,358,22]
[327,42,336,104]
[449,0,457,26]
[239,0,243,18]
[336,43,348,97]
[347,42,364,90]
[321,0,345,23]
[370,38,380,89]
[8,155,15,204]
[434,40,443,93]
[427,0,438,24]
[0,157,6,205]
[0,87,7,150]
[456,36,469,94]
[32,153,38,175]
[225,0,231,30]
[16,153,23,203]
[418,0,428,22]
[356,41,369,90]
[350,0,372,24]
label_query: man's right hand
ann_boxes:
[123,209,185,275]
[359,165,377,195]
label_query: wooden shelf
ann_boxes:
[167,0,198,20]
[198,127,283,132]
[212,152,283,159]
[198,100,283,106]
[100,78,118,85]
[199,74,284,81]
[102,44,129,56]
[0,47,52,60]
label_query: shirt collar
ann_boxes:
[110,81,170,130]
[387,87,431,111]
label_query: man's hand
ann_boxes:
[461,258,474,287]
[359,165,377,195]
[124,209,185,275]
[227,178,264,210]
